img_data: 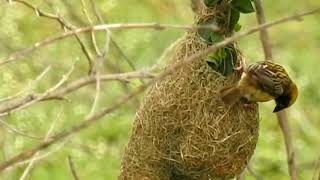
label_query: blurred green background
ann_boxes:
[0,0,319,179]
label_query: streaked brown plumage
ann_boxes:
[220,61,298,112]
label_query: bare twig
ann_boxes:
[15,139,68,168]
[0,66,51,102]
[10,0,68,26]
[247,163,263,180]
[49,0,140,109]
[88,0,136,71]
[276,112,297,179]
[254,0,273,59]
[2,6,320,67]
[87,1,142,107]
[0,119,43,140]
[80,0,105,116]
[10,0,95,74]
[0,66,51,140]
[19,117,58,180]
[68,155,79,180]
[88,70,101,116]
[81,0,101,56]
[0,61,77,117]
[0,9,318,172]
[0,22,220,66]
[254,1,298,179]
[0,69,154,115]
[152,37,184,70]
[236,172,246,180]
[312,158,320,180]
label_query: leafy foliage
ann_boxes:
[231,0,255,14]
[201,0,255,76]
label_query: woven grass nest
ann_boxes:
[120,1,259,179]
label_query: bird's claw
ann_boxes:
[233,58,246,76]
[243,103,257,109]
[233,65,243,72]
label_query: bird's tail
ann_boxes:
[220,86,241,105]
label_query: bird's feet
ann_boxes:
[233,58,246,76]
[243,103,257,109]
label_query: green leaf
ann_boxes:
[229,9,240,32]
[198,29,212,43]
[206,49,225,71]
[231,0,255,14]
[222,48,235,76]
[198,18,217,43]
[215,47,237,76]
[216,48,227,59]
[234,23,242,32]
[210,32,223,43]
[204,0,221,7]
[207,59,219,71]
[206,55,220,71]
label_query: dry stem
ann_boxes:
[254,0,298,179]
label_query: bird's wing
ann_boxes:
[246,61,290,97]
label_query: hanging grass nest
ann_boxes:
[120,0,259,179]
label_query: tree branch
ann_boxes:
[276,111,297,179]
[19,118,58,180]
[254,0,273,59]
[0,61,77,117]
[68,155,79,180]
[10,0,95,74]
[0,69,155,115]
[0,22,220,66]
[247,163,263,180]
[254,0,298,179]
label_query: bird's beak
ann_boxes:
[273,105,285,112]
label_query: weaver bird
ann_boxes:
[220,60,298,112]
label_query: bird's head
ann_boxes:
[273,82,298,112]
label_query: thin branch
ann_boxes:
[10,0,67,26]
[15,139,68,168]
[0,9,318,172]
[236,172,246,180]
[88,71,101,116]
[152,37,185,70]
[80,0,105,116]
[19,118,58,180]
[88,0,136,71]
[49,0,140,110]
[11,0,95,74]
[312,158,320,180]
[0,61,77,117]
[276,112,297,180]
[0,69,154,115]
[254,0,298,179]
[89,0,104,23]
[247,163,263,180]
[68,155,79,180]
[2,6,320,67]
[254,0,273,59]
[0,66,51,102]
[81,0,101,56]
[0,119,43,140]
[0,22,220,66]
